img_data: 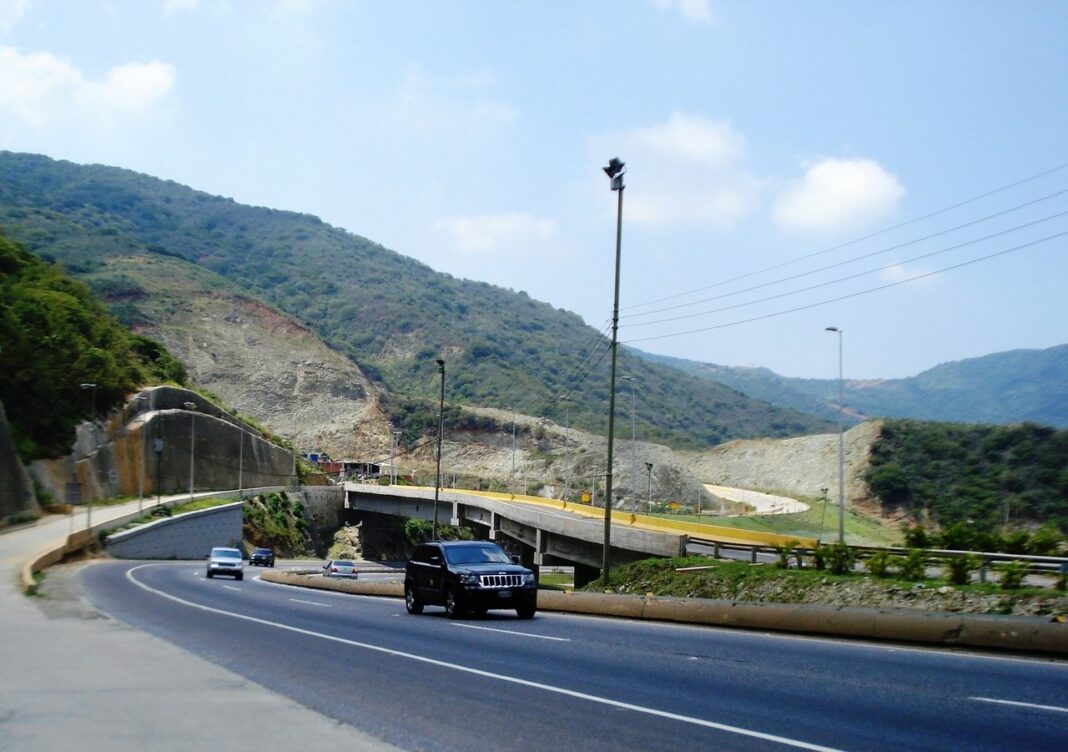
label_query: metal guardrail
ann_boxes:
[690,537,1068,578]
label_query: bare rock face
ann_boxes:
[140,291,389,458]
[679,421,883,503]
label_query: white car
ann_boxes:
[206,547,244,580]
[323,559,358,578]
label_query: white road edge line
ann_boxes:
[222,585,241,592]
[970,697,1068,714]
[125,564,843,752]
[290,598,332,608]
[451,623,570,642]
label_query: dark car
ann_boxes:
[405,540,537,619]
[249,547,275,567]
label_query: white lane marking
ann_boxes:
[290,598,332,608]
[548,611,1065,667]
[223,585,241,592]
[970,697,1068,714]
[125,564,842,752]
[451,623,570,642]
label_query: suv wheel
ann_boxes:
[405,581,424,615]
[516,606,535,619]
[444,587,463,619]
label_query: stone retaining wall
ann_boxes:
[105,502,243,559]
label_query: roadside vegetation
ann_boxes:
[583,555,1067,617]
[243,492,313,556]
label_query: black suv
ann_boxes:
[249,547,275,567]
[405,541,537,619]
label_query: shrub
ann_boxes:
[998,560,1028,591]
[774,541,798,569]
[865,551,893,578]
[825,543,855,575]
[810,544,827,571]
[902,526,930,549]
[900,549,928,581]
[945,554,980,585]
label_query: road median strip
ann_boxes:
[259,569,1067,655]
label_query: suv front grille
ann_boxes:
[479,574,523,588]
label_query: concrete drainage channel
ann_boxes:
[259,569,1068,656]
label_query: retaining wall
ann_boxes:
[105,502,243,559]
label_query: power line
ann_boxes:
[624,210,1068,328]
[623,188,1068,321]
[622,162,1068,313]
[622,230,1068,345]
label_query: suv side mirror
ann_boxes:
[428,555,442,566]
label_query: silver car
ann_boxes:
[323,559,358,578]
[206,547,244,580]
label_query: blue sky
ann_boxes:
[1,0,1065,379]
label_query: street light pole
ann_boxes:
[621,376,638,510]
[131,395,148,513]
[511,409,517,497]
[184,402,197,505]
[79,382,97,530]
[433,359,445,539]
[602,156,626,586]
[559,395,571,501]
[645,462,653,512]
[826,327,846,545]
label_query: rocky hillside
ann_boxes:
[679,421,885,513]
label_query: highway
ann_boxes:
[80,560,1068,751]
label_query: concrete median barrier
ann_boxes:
[260,569,1067,656]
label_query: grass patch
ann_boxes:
[655,496,902,547]
[537,572,575,590]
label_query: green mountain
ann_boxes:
[0,230,185,458]
[640,345,1068,429]
[0,151,832,448]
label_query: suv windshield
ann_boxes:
[444,544,511,565]
[212,548,241,559]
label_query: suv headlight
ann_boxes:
[522,573,535,585]
[459,573,480,586]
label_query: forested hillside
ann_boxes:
[642,345,1068,428]
[865,419,1068,533]
[0,151,831,448]
[0,230,185,458]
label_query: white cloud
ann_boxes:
[0,45,174,123]
[631,111,744,166]
[435,212,558,255]
[0,0,33,34]
[773,157,905,233]
[651,0,715,25]
[92,60,175,111]
[162,0,198,15]
[599,111,760,227]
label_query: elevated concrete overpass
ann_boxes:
[342,483,816,585]
[343,483,687,585]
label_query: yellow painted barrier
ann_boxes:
[434,487,815,548]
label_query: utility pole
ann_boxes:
[602,157,626,586]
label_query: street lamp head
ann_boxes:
[435,358,445,373]
[825,326,840,333]
[603,157,625,190]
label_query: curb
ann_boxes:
[259,570,1068,656]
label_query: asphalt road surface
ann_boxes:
[81,560,1068,752]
